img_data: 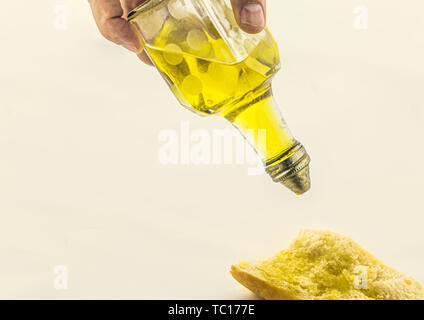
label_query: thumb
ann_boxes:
[230,0,266,34]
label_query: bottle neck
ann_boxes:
[221,84,297,163]
[219,84,311,195]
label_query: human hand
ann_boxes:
[88,0,266,65]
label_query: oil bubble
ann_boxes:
[182,75,203,96]
[163,43,183,65]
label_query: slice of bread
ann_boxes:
[231,229,424,300]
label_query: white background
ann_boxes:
[0,1,423,299]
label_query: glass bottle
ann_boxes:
[128,0,311,195]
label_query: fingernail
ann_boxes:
[240,3,265,28]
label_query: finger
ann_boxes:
[120,0,146,17]
[138,50,153,65]
[88,0,141,52]
[230,0,266,34]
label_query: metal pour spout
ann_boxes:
[265,145,311,195]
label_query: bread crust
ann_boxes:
[230,265,299,300]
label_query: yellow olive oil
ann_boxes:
[144,20,296,162]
